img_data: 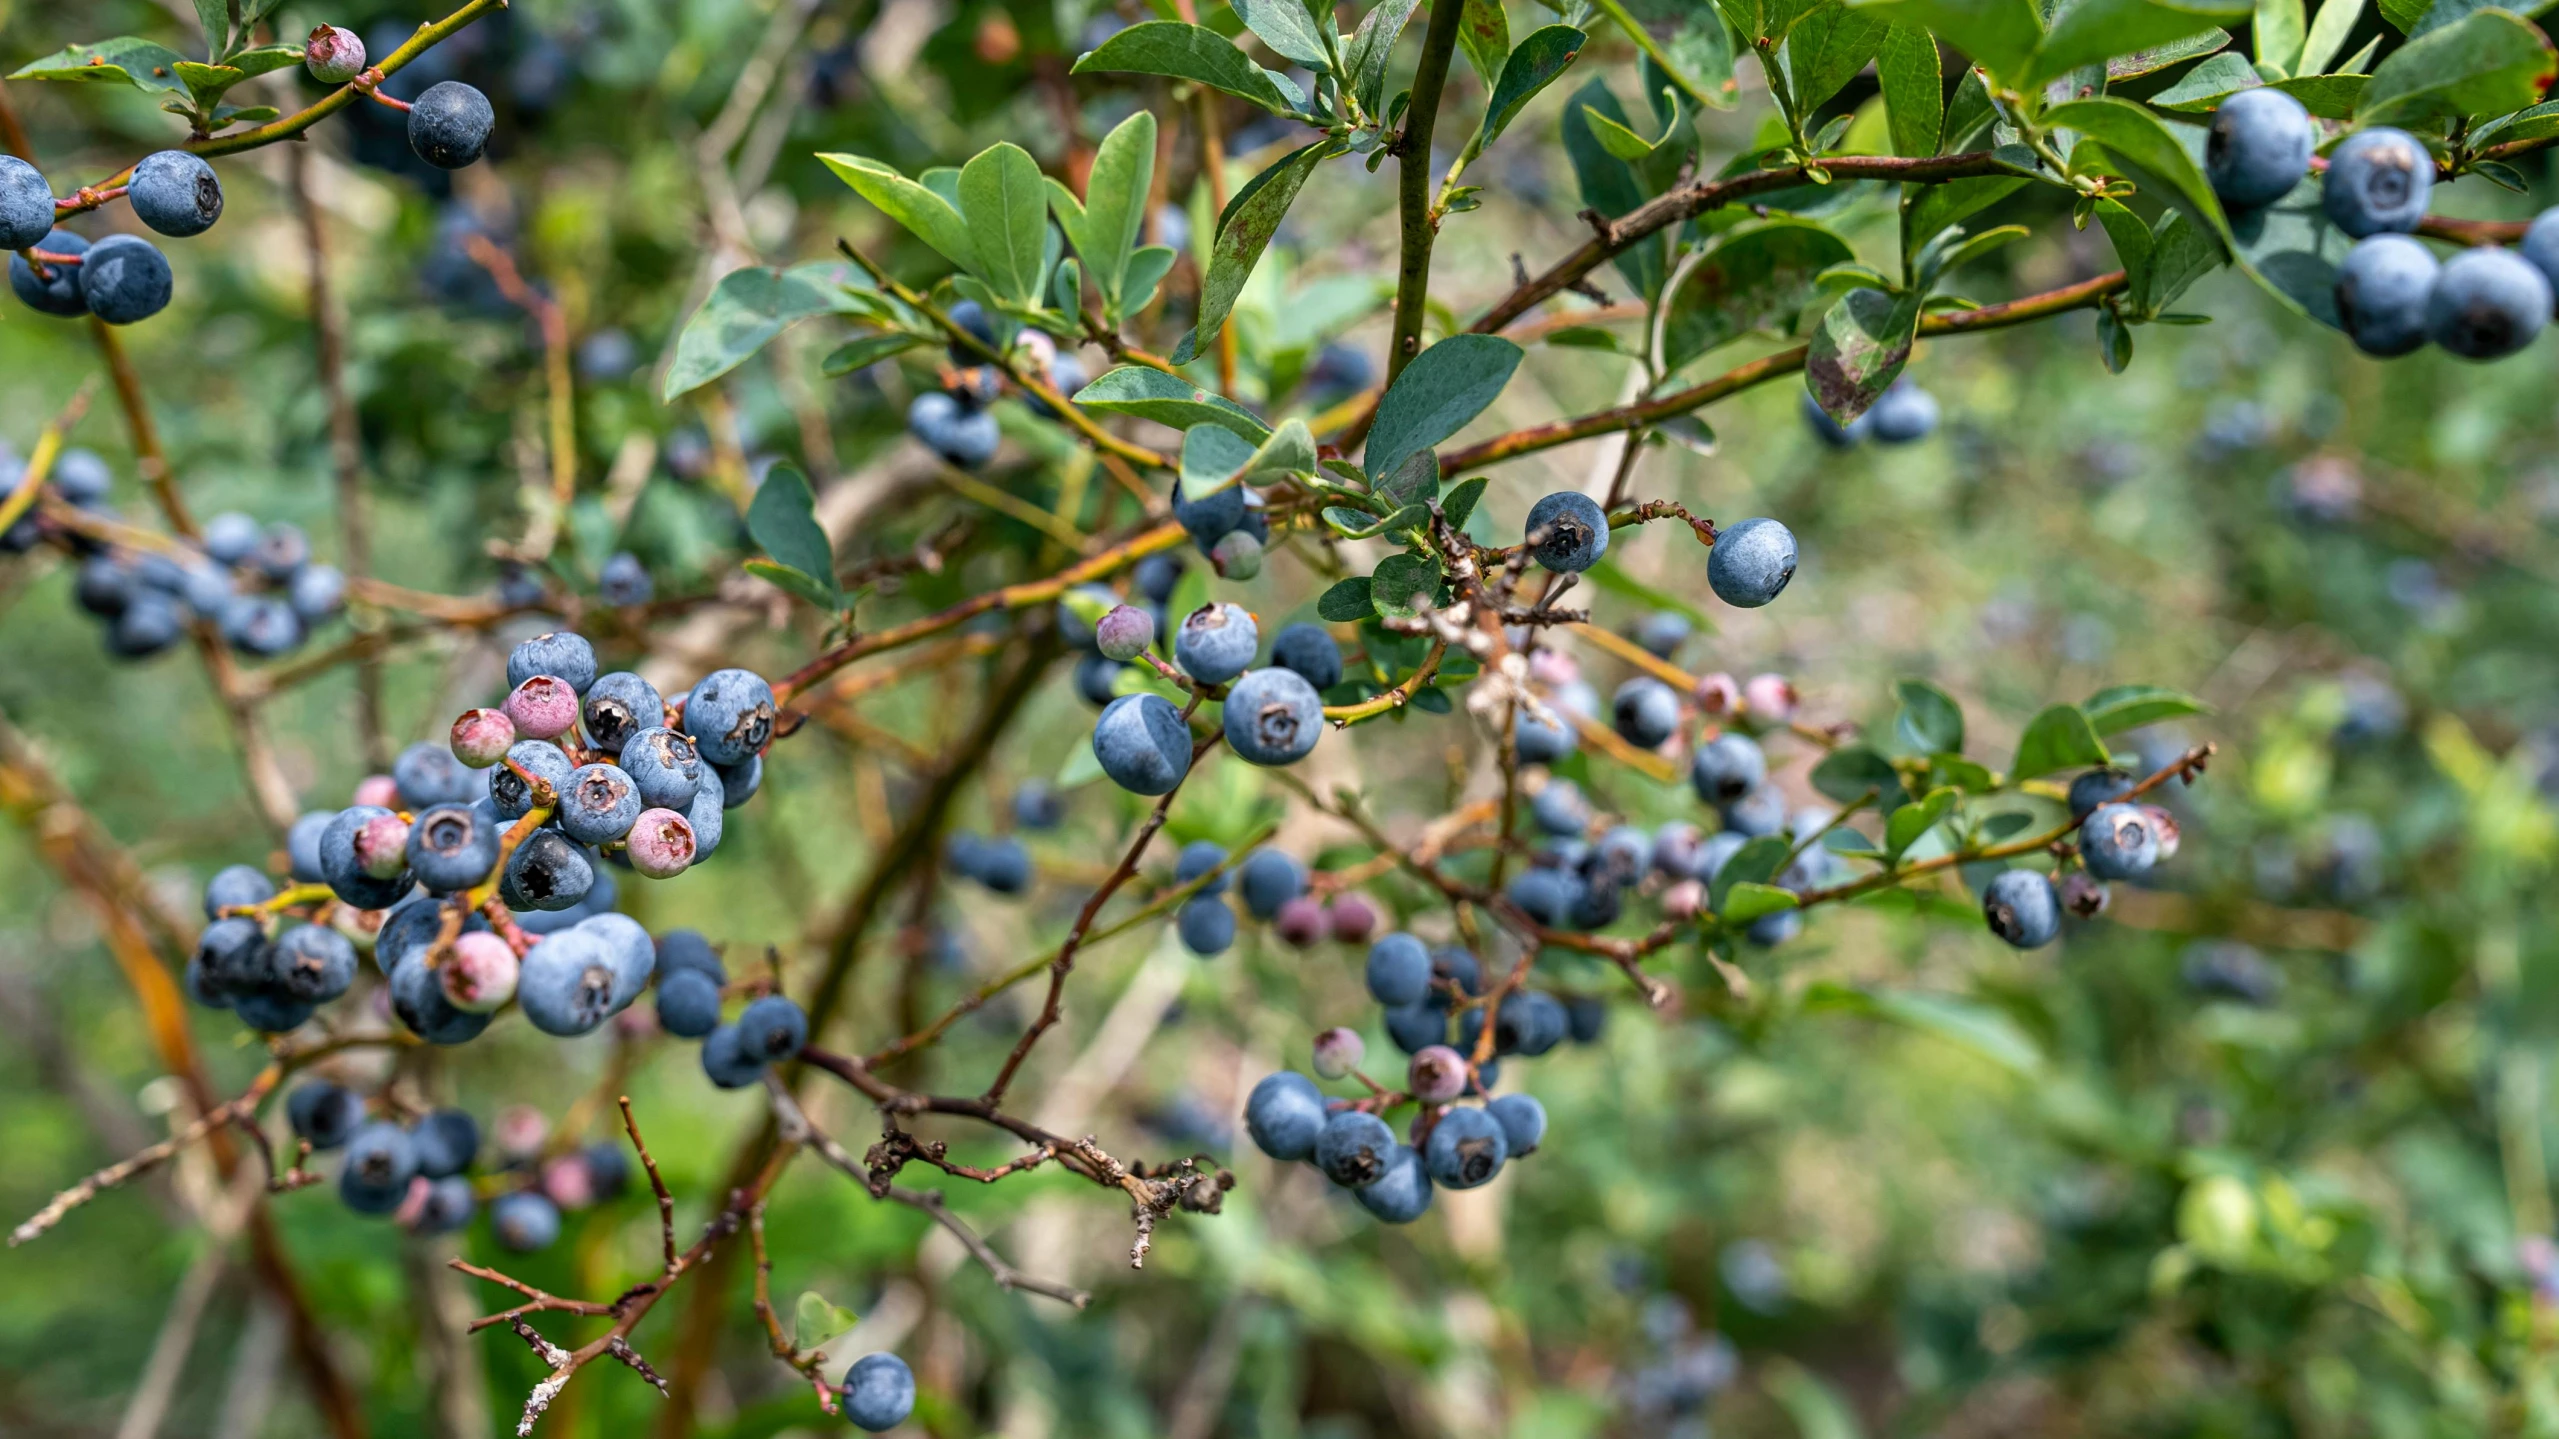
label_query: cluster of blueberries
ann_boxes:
[2205,92,2559,360]
[648,929,813,1091]
[1084,597,1341,786]
[1163,840,1314,956]
[942,779,1069,895]
[74,506,346,660]
[903,300,1089,471]
[1800,377,1942,448]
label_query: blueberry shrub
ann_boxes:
[6,0,2559,1432]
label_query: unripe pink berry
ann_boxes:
[1408,1044,1467,1102]
[305,24,367,84]
[1743,673,1797,723]
[353,812,412,879]
[1527,648,1579,688]
[1328,893,1378,943]
[2059,870,2110,918]
[441,931,519,1012]
[450,707,517,767]
[625,808,697,877]
[503,674,580,741]
[1095,603,1156,662]
[1312,1026,1364,1080]
[1662,877,1706,920]
[1273,896,1328,948]
[332,902,389,950]
[492,1104,549,1161]
[353,773,400,808]
[540,1153,597,1210]
[1693,672,1741,715]
[2142,804,2181,861]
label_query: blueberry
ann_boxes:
[656,967,723,1038]
[1486,1092,1547,1155]
[2323,128,2434,239]
[946,298,997,363]
[73,555,133,617]
[491,740,574,820]
[1366,932,1432,1006]
[1384,1002,1447,1054]
[619,727,704,810]
[412,1175,477,1234]
[736,994,808,1063]
[1651,821,1701,879]
[2205,88,2312,210]
[77,234,171,325]
[1353,1143,1434,1222]
[508,632,597,694]
[1524,491,1609,572]
[500,829,594,911]
[700,1023,768,1088]
[1074,652,1127,707]
[1265,621,1345,691]
[287,811,334,883]
[233,989,317,1033]
[1175,840,1231,895]
[411,1109,480,1178]
[1720,783,1788,838]
[1505,991,1570,1056]
[339,1121,418,1214]
[1094,603,1156,660]
[288,1083,365,1150]
[439,931,520,1012]
[319,806,414,909]
[129,150,223,237]
[204,863,275,919]
[408,81,495,168]
[406,803,502,892]
[841,1352,917,1433]
[377,893,478,974]
[1237,849,1306,918]
[395,740,478,809]
[491,1191,562,1251]
[1012,779,1064,830]
[598,551,653,606]
[558,764,642,845]
[656,928,725,978]
[10,230,89,317]
[1423,1105,1508,1189]
[2182,940,2281,1004]
[2079,802,2160,880]
[1223,666,1324,765]
[1408,1044,1468,1101]
[1314,1110,1397,1187]
[2066,767,2135,819]
[517,927,623,1036]
[220,595,305,656]
[1746,909,1801,946]
[106,592,183,657]
[1244,1071,1328,1161]
[1431,947,1483,1002]
[1690,733,1765,805]
[0,156,51,251]
[1133,553,1183,604]
[1092,692,1193,794]
[1177,894,1236,954]
[972,835,1030,893]
[1612,677,1681,750]
[271,923,357,1002]
[2522,206,2559,297]
[1505,866,1577,926]
[935,405,1001,469]
[1708,518,1796,607]
[713,755,763,809]
[1312,1026,1366,1080]
[1174,482,1248,548]
[1982,868,2061,948]
[1801,388,1873,447]
[1175,602,1258,684]
[305,25,367,85]
[387,942,495,1044]
[1866,379,1939,444]
[290,564,346,622]
[1592,825,1652,885]
[1513,706,1578,765]
[2426,245,2549,360]
[685,668,776,766]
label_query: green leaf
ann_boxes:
[2258,0,2308,71]
[1460,0,1514,87]
[2083,683,2210,733]
[1235,0,1335,68]
[1885,786,1959,859]
[224,43,305,78]
[1072,366,1272,440]
[1711,836,1795,911]
[793,1291,860,1350]
[1920,224,2029,287]
[1073,21,1304,115]
[2300,0,2366,71]
[2012,703,2112,779]
[11,37,193,94]
[2091,198,2156,306]
[2031,0,2251,82]
[1810,745,1912,809]
[1471,25,1588,157]
[1049,111,1155,311]
[2108,27,2233,76]
[2096,307,2135,372]
[746,466,840,608]
[209,102,278,127]
[1878,24,1945,155]
[2148,50,2260,107]
[819,154,979,275]
[1804,287,1922,425]
[1318,576,1378,622]
[2270,72,2371,115]
[1324,503,1432,539]
[196,0,235,55]
[1593,0,1732,104]
[1721,881,1802,923]
[1181,417,1319,499]
[1371,552,1443,617]
[2226,193,2347,322]
[1786,2,1893,113]
[1441,476,1490,530]
[2042,96,2231,243]
[1902,176,2030,268]
[1894,679,1965,753]
[663,262,868,400]
[1345,0,1423,113]
[1363,334,1524,483]
[957,144,1049,306]
[1378,447,1442,506]
[2379,0,2429,34]
[742,559,839,612]
[1850,988,2046,1074]
[820,331,929,376]
[1186,137,1346,360]
[1121,245,1179,314]
[1846,0,2044,81]
[2139,208,2225,316]
[1658,222,1853,375]
[1561,79,1663,296]
[2356,9,2557,124]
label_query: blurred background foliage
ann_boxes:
[8,0,2559,1436]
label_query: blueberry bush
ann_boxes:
[7,0,2559,1432]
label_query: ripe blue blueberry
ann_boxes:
[290,564,346,622]
[700,1022,768,1088]
[219,595,304,656]
[406,803,502,892]
[501,829,595,911]
[1177,894,1237,954]
[491,739,574,819]
[408,81,496,168]
[1424,1105,1508,1188]
[395,740,479,809]
[516,926,623,1036]
[10,229,89,317]
[204,863,275,918]
[1431,947,1483,1003]
[576,912,656,1009]
[2426,245,2549,360]
[1592,825,1652,886]
[1092,692,1192,794]
[79,234,172,325]
[1486,1092,1547,1155]
[1314,1110,1398,1187]
[1175,840,1230,894]
[736,994,808,1064]
[1524,491,1609,573]
[1353,1144,1434,1222]
[2339,234,2441,357]
[2205,88,2313,210]
[1074,652,1127,707]
[129,150,224,237]
[1636,611,1690,659]
[1866,379,1940,444]
[1983,868,2062,948]
[0,156,51,251]
[73,555,134,617]
[1237,849,1305,918]
[1223,666,1324,765]
[1505,866,1577,926]
[272,923,357,1002]
[491,1191,562,1252]
[288,1083,364,1150]
[1721,783,1788,838]
[656,928,724,978]
[1244,1071,1328,1160]
[411,1109,480,1179]
[1175,602,1258,684]
[685,668,776,766]
[509,632,597,694]
[1012,779,1064,830]
[1384,1002,1447,1054]
[841,1352,917,1433]
[1271,622,1344,690]
[559,763,642,844]
[2523,206,2559,297]
[319,805,414,909]
[1512,706,1578,765]
[109,592,186,657]
[413,1175,477,1234]
[233,989,316,1033]
[656,967,723,1038]
[2079,802,2160,880]
[1612,677,1681,750]
[1746,909,1802,946]
[1689,733,1765,805]
[599,550,653,606]
[1173,482,1247,548]
[945,298,997,362]
[1708,518,1797,607]
[1366,932,1432,1006]
[620,727,704,810]
[972,834,1030,893]
[1651,821,1701,879]
[202,510,260,565]
[714,755,763,809]
[339,1121,419,1215]
[2323,127,2433,237]
[583,672,663,755]
[1530,778,1589,837]
[1134,553,1182,604]
[2066,767,2135,819]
